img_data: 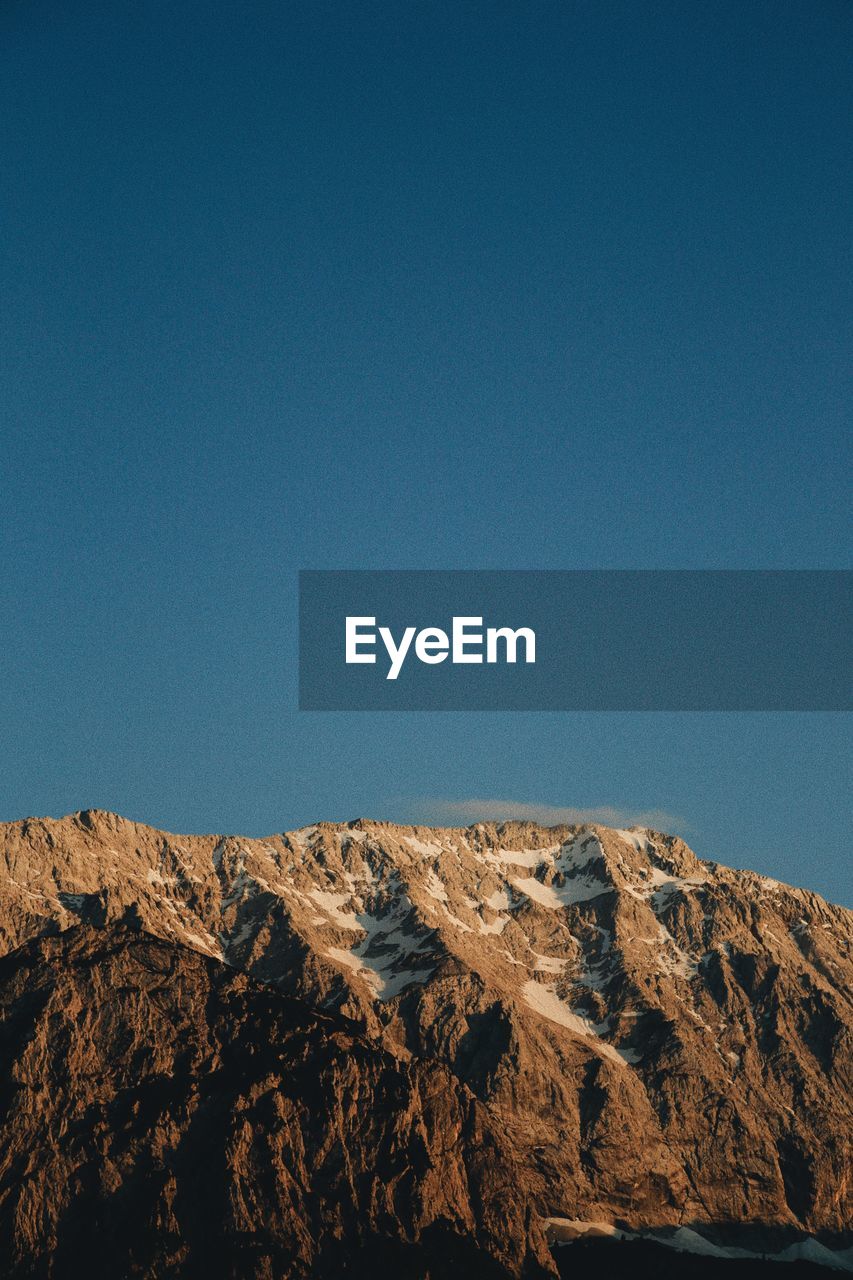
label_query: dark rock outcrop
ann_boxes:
[0,925,553,1279]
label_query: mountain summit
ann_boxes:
[0,811,850,1276]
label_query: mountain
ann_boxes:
[0,925,551,1279]
[0,810,851,1276]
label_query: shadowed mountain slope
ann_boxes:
[0,924,553,1279]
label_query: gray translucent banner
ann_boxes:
[298,570,851,711]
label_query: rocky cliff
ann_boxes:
[0,810,850,1275]
[0,924,552,1279]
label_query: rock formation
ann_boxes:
[0,810,850,1274]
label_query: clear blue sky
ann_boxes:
[1,1,850,902]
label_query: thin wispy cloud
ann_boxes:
[419,798,687,833]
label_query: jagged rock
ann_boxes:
[0,925,554,1279]
[0,811,850,1271]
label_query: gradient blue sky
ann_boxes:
[1,1,850,902]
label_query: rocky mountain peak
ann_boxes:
[0,810,850,1271]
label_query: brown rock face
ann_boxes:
[0,810,851,1272]
[0,925,553,1279]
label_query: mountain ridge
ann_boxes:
[6,806,848,908]
[0,808,850,1272]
